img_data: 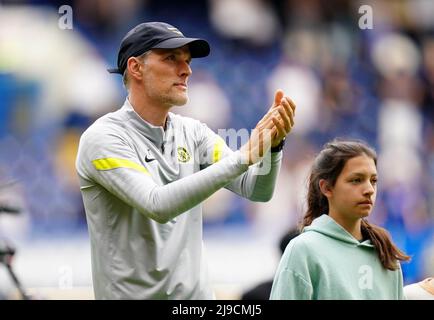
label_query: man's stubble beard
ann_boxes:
[162,89,189,107]
[143,78,188,107]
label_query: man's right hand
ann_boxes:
[240,89,296,165]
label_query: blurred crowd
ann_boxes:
[0,0,433,285]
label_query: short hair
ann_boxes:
[123,51,150,90]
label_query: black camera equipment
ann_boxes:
[0,205,30,300]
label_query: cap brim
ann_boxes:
[152,37,210,58]
[107,67,122,74]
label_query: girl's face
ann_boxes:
[323,154,377,222]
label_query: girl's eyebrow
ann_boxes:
[348,172,377,177]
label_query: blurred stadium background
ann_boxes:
[0,0,433,299]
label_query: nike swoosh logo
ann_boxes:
[145,155,156,163]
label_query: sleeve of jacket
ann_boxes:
[196,122,283,202]
[76,125,249,224]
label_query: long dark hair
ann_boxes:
[302,139,410,270]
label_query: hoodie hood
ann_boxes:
[303,214,373,248]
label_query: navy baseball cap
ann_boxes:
[108,22,210,75]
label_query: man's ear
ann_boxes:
[319,179,332,198]
[127,57,143,81]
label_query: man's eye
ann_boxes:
[371,179,378,185]
[166,55,176,61]
[351,178,361,184]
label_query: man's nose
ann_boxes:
[179,61,192,77]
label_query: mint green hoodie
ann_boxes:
[270,215,404,300]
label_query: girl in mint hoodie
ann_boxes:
[270,139,410,300]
